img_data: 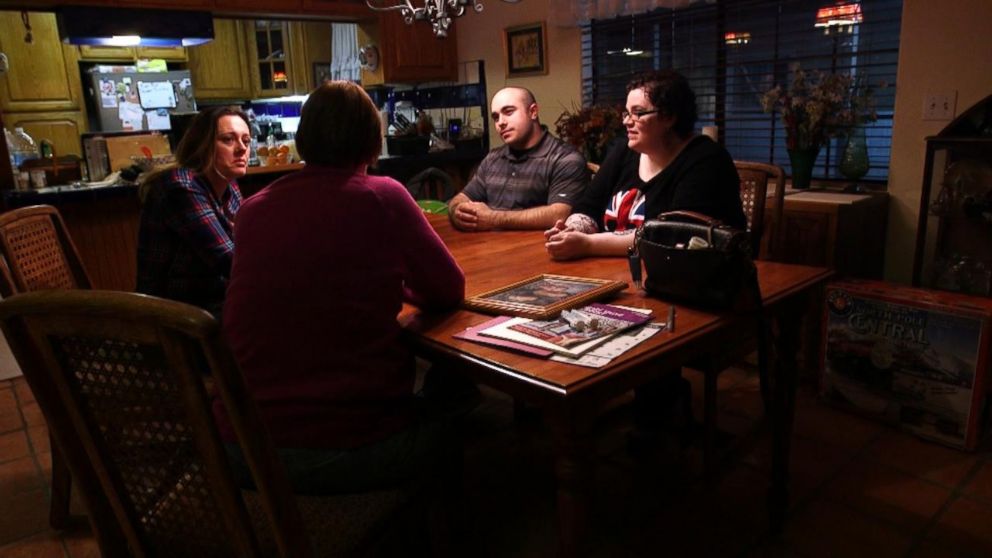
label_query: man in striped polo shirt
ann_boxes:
[448,87,589,231]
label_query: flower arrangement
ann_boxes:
[554,104,624,164]
[761,68,878,150]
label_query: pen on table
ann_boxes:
[666,305,676,333]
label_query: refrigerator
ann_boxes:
[85,70,197,133]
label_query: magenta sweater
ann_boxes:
[216,166,465,449]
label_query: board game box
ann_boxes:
[821,279,992,450]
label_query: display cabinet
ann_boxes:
[912,94,992,296]
[249,20,294,96]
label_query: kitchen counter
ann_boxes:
[0,147,488,292]
[3,183,138,208]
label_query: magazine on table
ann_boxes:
[453,316,554,358]
[479,303,652,358]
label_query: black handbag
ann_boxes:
[628,210,759,310]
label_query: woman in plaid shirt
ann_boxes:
[136,106,250,316]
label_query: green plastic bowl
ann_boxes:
[417,200,448,215]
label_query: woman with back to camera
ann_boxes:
[545,70,747,450]
[136,105,249,317]
[218,81,465,499]
[544,69,746,259]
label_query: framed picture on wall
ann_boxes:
[313,62,331,86]
[503,21,548,77]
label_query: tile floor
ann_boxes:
[1,367,991,557]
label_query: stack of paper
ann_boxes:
[475,304,653,358]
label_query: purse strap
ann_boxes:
[657,210,722,245]
[656,210,724,227]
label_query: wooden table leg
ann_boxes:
[768,296,804,533]
[548,413,594,558]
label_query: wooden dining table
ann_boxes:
[401,215,833,557]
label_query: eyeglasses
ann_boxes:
[621,109,662,122]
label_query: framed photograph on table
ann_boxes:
[464,274,626,320]
[312,62,331,87]
[504,21,548,77]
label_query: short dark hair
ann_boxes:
[175,105,250,176]
[500,86,537,107]
[296,81,381,167]
[626,70,697,139]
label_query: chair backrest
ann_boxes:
[405,167,457,203]
[734,161,786,259]
[0,290,311,558]
[0,205,92,292]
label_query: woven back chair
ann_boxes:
[0,290,312,558]
[0,205,92,291]
[735,161,786,260]
[0,204,92,528]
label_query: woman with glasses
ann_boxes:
[544,70,747,453]
[544,69,745,260]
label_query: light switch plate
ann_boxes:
[923,90,957,121]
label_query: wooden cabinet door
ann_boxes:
[288,20,334,95]
[215,0,302,12]
[78,45,136,61]
[0,12,83,112]
[188,19,253,100]
[125,0,210,7]
[135,46,187,61]
[247,19,297,97]
[380,11,457,83]
[4,111,88,158]
[300,0,368,17]
[778,209,833,268]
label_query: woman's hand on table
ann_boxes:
[543,219,572,240]
[545,228,590,260]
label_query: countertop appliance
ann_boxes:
[84,69,196,133]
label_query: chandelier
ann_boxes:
[366,0,518,38]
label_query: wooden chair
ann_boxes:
[687,161,785,479]
[0,290,313,557]
[0,204,91,529]
[735,160,786,260]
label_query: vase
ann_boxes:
[788,145,821,190]
[838,126,870,182]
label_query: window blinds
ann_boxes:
[584,0,902,182]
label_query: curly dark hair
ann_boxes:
[626,70,697,139]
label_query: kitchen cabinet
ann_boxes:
[78,45,136,61]
[247,19,296,97]
[294,21,331,93]
[301,0,368,17]
[187,18,253,100]
[3,110,87,158]
[359,11,458,86]
[0,12,84,113]
[136,47,188,61]
[78,45,187,61]
[0,1,373,16]
[216,0,302,12]
[776,190,889,279]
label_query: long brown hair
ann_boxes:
[140,106,249,201]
